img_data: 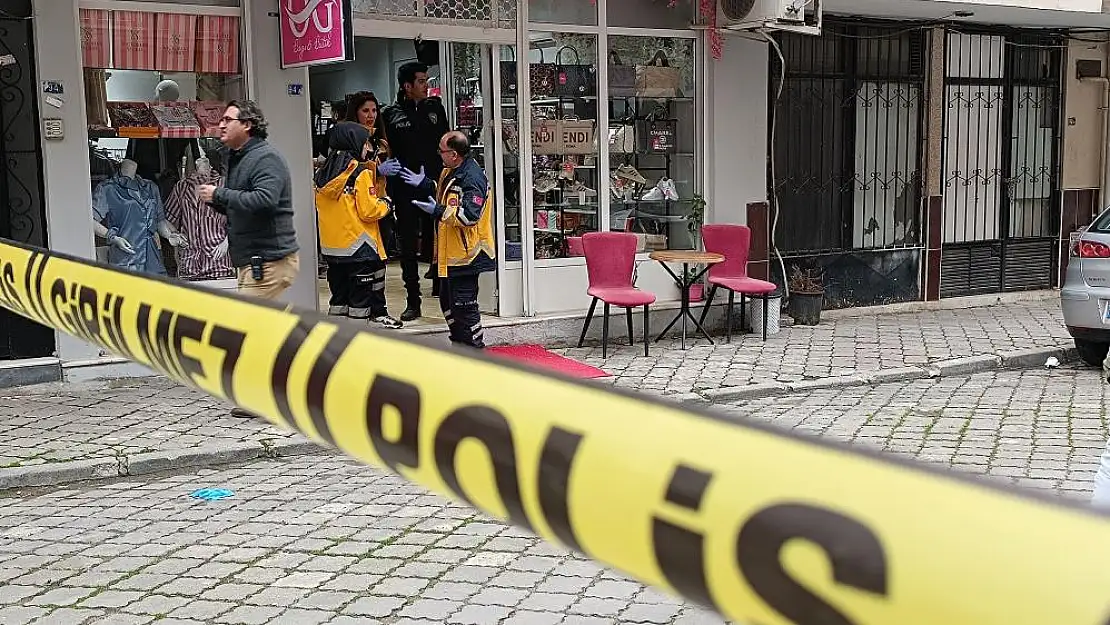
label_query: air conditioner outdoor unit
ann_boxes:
[718,0,822,35]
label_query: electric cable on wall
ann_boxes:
[763,30,790,300]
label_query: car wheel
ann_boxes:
[1075,339,1110,367]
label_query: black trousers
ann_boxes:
[395,201,437,309]
[439,274,483,348]
[326,257,387,319]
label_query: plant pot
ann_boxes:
[688,283,704,302]
[789,291,823,325]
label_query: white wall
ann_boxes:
[309,37,413,107]
[32,0,98,362]
[706,35,768,225]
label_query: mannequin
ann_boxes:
[163,152,232,280]
[93,158,188,275]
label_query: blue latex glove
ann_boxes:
[400,166,426,188]
[377,158,402,177]
[413,196,437,215]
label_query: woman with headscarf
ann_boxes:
[314,121,402,329]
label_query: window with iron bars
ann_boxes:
[770,22,927,255]
[351,0,517,28]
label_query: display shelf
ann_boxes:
[608,94,694,251]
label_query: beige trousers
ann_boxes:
[236,253,300,301]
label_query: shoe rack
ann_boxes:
[608,95,696,251]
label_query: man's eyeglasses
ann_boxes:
[220,116,241,124]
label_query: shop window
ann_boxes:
[498,45,524,261]
[528,0,597,26]
[607,35,697,252]
[80,8,244,283]
[528,33,600,260]
[607,0,694,30]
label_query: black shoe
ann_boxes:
[230,407,258,418]
[401,307,421,322]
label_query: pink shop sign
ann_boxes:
[279,0,354,69]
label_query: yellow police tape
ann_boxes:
[1,237,1110,624]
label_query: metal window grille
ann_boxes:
[940,29,1063,297]
[770,22,926,256]
[351,0,517,29]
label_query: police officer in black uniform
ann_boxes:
[378,62,449,322]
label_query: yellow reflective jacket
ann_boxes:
[424,157,496,278]
[314,160,392,261]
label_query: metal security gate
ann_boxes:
[771,22,925,307]
[940,30,1062,297]
[0,0,53,360]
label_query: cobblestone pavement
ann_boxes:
[716,364,1109,501]
[1,364,1107,624]
[562,296,1070,395]
[0,456,726,625]
[0,298,1072,470]
[0,381,300,469]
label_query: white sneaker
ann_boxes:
[659,177,680,201]
[642,184,664,201]
[615,164,647,185]
[567,180,597,197]
[371,315,403,329]
[535,174,558,193]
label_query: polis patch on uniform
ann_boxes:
[473,196,484,205]
[429,113,439,124]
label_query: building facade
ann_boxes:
[1,0,1107,384]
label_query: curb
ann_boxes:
[0,438,328,492]
[695,344,1078,404]
[0,345,1078,491]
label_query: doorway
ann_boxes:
[0,0,54,360]
[308,36,521,329]
[940,30,1062,297]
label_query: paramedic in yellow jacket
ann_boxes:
[400,130,495,348]
[314,121,403,329]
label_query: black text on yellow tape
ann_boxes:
[2,238,1110,625]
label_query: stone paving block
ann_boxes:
[342,596,405,618]
[166,599,232,620]
[447,604,512,624]
[214,605,284,625]
[0,606,48,625]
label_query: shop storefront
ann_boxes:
[330,0,738,319]
[26,0,320,382]
[17,0,767,382]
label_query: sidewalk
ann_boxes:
[0,296,1076,489]
[568,293,1072,398]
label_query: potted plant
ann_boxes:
[787,266,824,325]
[686,194,707,302]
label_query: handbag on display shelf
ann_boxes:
[457,97,479,128]
[501,47,518,95]
[554,46,596,98]
[502,120,520,154]
[560,117,596,155]
[531,118,561,155]
[636,105,677,154]
[608,50,637,98]
[530,47,556,98]
[636,50,683,99]
[608,117,636,154]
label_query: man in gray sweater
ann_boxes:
[198,101,299,419]
[198,100,299,301]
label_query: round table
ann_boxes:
[648,250,724,349]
